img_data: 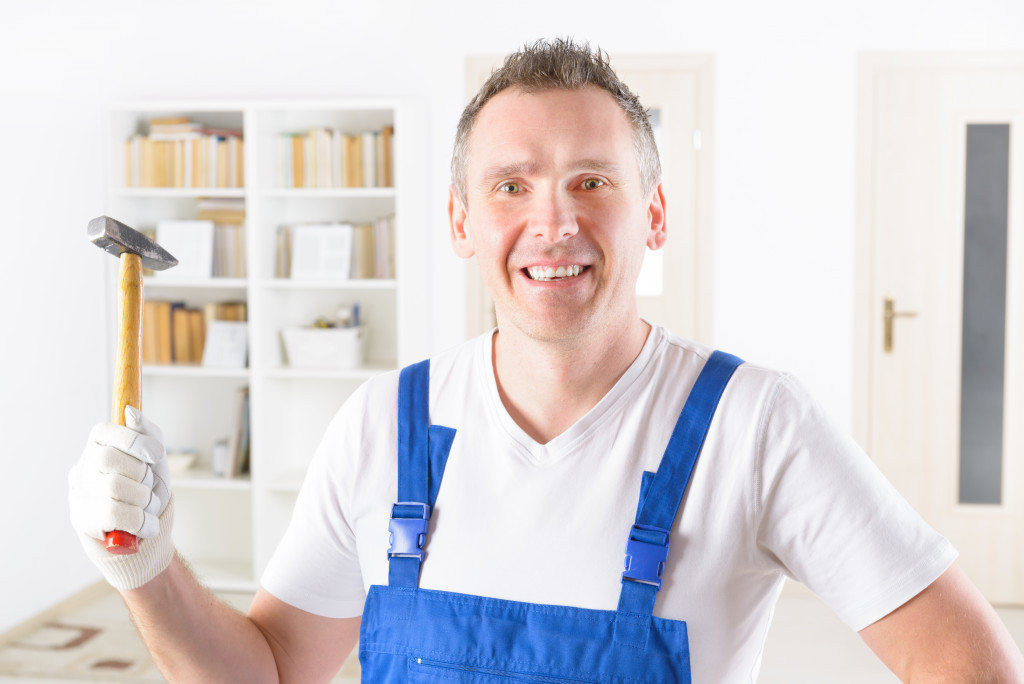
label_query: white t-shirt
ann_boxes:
[262,327,956,683]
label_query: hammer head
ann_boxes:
[88,216,178,271]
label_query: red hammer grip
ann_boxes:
[105,530,140,554]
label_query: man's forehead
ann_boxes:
[475,85,623,126]
[467,87,636,178]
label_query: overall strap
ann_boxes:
[617,350,744,616]
[387,360,457,588]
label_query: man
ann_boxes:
[70,39,1024,682]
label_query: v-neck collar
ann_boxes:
[476,325,665,465]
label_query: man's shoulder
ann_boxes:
[651,325,794,402]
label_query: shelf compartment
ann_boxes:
[173,486,254,590]
[140,374,250,470]
[251,287,396,369]
[251,375,367,485]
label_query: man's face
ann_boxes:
[450,86,666,346]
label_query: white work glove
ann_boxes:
[68,406,174,590]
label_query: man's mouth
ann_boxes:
[524,265,586,282]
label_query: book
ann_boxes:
[275,225,292,277]
[147,300,175,364]
[380,124,394,187]
[172,306,206,364]
[188,309,205,363]
[216,139,229,188]
[291,134,304,188]
[350,134,363,187]
[290,223,354,280]
[275,124,393,189]
[203,301,248,331]
[317,127,332,188]
[201,320,248,369]
[361,131,377,188]
[351,222,376,279]
[199,197,247,278]
[332,129,344,188]
[154,220,215,279]
[142,300,161,364]
[125,116,243,189]
[374,214,395,278]
[223,386,250,478]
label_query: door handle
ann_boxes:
[884,297,918,353]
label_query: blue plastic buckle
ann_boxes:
[621,524,670,588]
[387,502,431,560]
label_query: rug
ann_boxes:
[0,583,359,682]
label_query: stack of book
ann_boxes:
[125,117,244,188]
[200,198,246,278]
[277,125,393,188]
[274,215,394,280]
[142,300,247,366]
[148,198,246,280]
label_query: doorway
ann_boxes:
[855,54,1024,604]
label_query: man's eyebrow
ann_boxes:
[478,161,535,186]
[568,159,624,176]
[477,159,624,186]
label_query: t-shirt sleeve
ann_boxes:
[754,374,957,631]
[259,382,378,619]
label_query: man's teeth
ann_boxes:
[527,265,583,281]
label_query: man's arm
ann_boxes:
[124,555,359,683]
[859,563,1024,683]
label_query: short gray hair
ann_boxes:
[451,37,662,206]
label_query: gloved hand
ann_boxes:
[69,406,175,590]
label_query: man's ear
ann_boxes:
[646,182,667,251]
[449,185,475,259]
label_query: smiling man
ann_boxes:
[449,83,665,443]
[70,38,1023,683]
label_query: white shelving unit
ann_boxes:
[104,100,428,590]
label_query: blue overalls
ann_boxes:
[359,351,743,682]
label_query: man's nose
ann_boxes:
[530,190,579,242]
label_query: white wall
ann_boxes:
[2,0,1022,633]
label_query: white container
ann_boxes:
[281,326,365,369]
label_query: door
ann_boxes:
[462,55,715,344]
[856,55,1024,604]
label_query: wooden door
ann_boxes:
[856,55,1024,604]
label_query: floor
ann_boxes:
[1,582,1021,683]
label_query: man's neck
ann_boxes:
[492,318,651,444]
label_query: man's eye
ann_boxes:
[582,178,605,190]
[498,182,521,193]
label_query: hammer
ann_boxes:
[88,216,178,555]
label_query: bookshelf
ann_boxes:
[104,100,428,590]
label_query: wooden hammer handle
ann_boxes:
[106,252,143,555]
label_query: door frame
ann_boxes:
[461,53,716,341]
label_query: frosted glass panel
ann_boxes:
[959,124,1010,505]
